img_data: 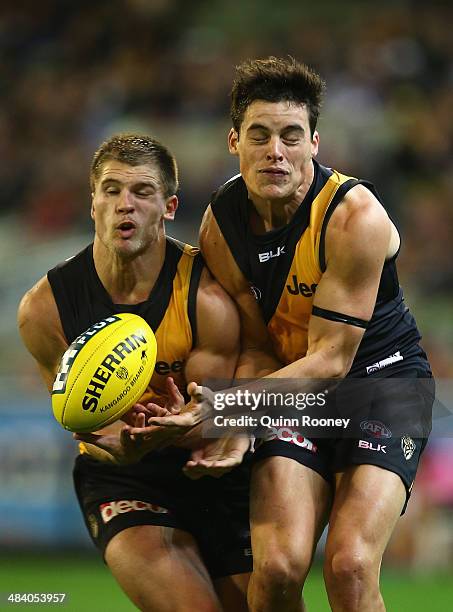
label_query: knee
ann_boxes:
[324,544,378,587]
[253,550,311,595]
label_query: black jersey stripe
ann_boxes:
[187,252,204,348]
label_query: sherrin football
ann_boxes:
[52,313,157,432]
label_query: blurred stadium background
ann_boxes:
[1,0,452,609]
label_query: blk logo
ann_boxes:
[358,440,387,453]
[258,246,286,263]
[286,275,318,297]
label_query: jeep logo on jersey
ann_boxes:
[286,275,318,297]
[360,420,392,439]
[154,360,184,375]
[258,246,286,263]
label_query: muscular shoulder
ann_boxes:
[18,276,67,389]
[18,276,61,333]
[325,184,391,268]
[200,205,250,296]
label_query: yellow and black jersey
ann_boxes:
[47,237,203,401]
[211,160,423,376]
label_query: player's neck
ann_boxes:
[93,234,166,305]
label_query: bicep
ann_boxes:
[184,268,240,385]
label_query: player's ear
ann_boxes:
[311,130,320,158]
[228,128,239,155]
[164,195,178,221]
[90,197,96,220]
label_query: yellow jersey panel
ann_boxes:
[268,171,356,364]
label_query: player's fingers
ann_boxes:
[144,403,170,417]
[132,413,146,428]
[147,416,175,427]
[127,424,161,437]
[130,403,152,415]
[187,382,204,401]
[199,456,240,470]
[147,415,191,428]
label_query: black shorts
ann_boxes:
[253,358,434,511]
[73,447,252,579]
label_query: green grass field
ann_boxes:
[0,553,451,611]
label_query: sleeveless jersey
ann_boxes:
[211,161,422,376]
[47,237,204,401]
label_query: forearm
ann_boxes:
[214,349,351,418]
[234,347,281,378]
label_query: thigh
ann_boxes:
[327,464,406,559]
[106,525,222,612]
[250,455,332,564]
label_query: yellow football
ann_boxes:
[52,313,157,432]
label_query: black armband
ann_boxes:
[311,306,369,329]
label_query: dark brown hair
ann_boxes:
[90,133,178,196]
[231,56,325,136]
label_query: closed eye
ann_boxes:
[282,136,301,145]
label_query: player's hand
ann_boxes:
[183,432,251,479]
[145,383,214,429]
[74,413,179,464]
[121,377,183,425]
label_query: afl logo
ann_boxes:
[360,420,392,439]
[250,285,262,301]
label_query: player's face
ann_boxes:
[228,100,319,206]
[91,161,177,257]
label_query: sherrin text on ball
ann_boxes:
[52,313,157,432]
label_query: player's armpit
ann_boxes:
[17,276,68,392]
